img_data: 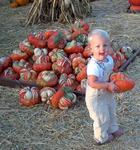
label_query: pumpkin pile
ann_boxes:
[0,20,134,109]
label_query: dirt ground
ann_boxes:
[0,0,140,149]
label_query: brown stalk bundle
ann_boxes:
[25,0,91,26]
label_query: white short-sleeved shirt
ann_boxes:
[87,55,114,82]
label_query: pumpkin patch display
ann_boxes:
[19,87,41,107]
[36,70,58,87]
[0,21,133,110]
[40,87,56,102]
[109,72,135,93]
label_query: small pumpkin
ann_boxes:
[49,87,65,108]
[36,70,58,87]
[10,1,18,8]
[16,0,29,6]
[32,48,48,61]
[12,59,32,74]
[52,57,72,75]
[64,40,84,54]
[110,72,135,93]
[33,55,52,72]
[76,66,87,82]
[72,56,86,69]
[40,87,56,102]
[49,48,67,63]
[19,87,41,107]
[0,56,12,70]
[82,45,92,58]
[1,67,19,80]
[20,68,37,82]
[27,34,47,48]
[58,92,77,110]
[19,40,34,56]
[58,73,78,90]
[10,49,29,61]
[47,31,67,49]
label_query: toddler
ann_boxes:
[85,29,124,145]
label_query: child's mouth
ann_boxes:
[99,53,105,56]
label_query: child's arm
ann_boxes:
[87,75,116,92]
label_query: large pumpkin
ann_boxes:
[110,72,135,93]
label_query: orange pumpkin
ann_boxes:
[10,2,18,8]
[16,0,29,6]
[110,72,135,93]
[50,87,65,108]
[76,66,87,82]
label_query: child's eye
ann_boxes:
[96,45,100,48]
[104,44,108,47]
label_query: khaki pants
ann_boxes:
[85,84,118,143]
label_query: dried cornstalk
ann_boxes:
[25,0,91,26]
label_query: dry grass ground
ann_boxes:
[0,0,140,149]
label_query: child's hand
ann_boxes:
[107,81,118,93]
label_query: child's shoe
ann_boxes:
[112,128,124,138]
[94,134,114,145]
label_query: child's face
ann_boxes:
[89,35,110,61]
